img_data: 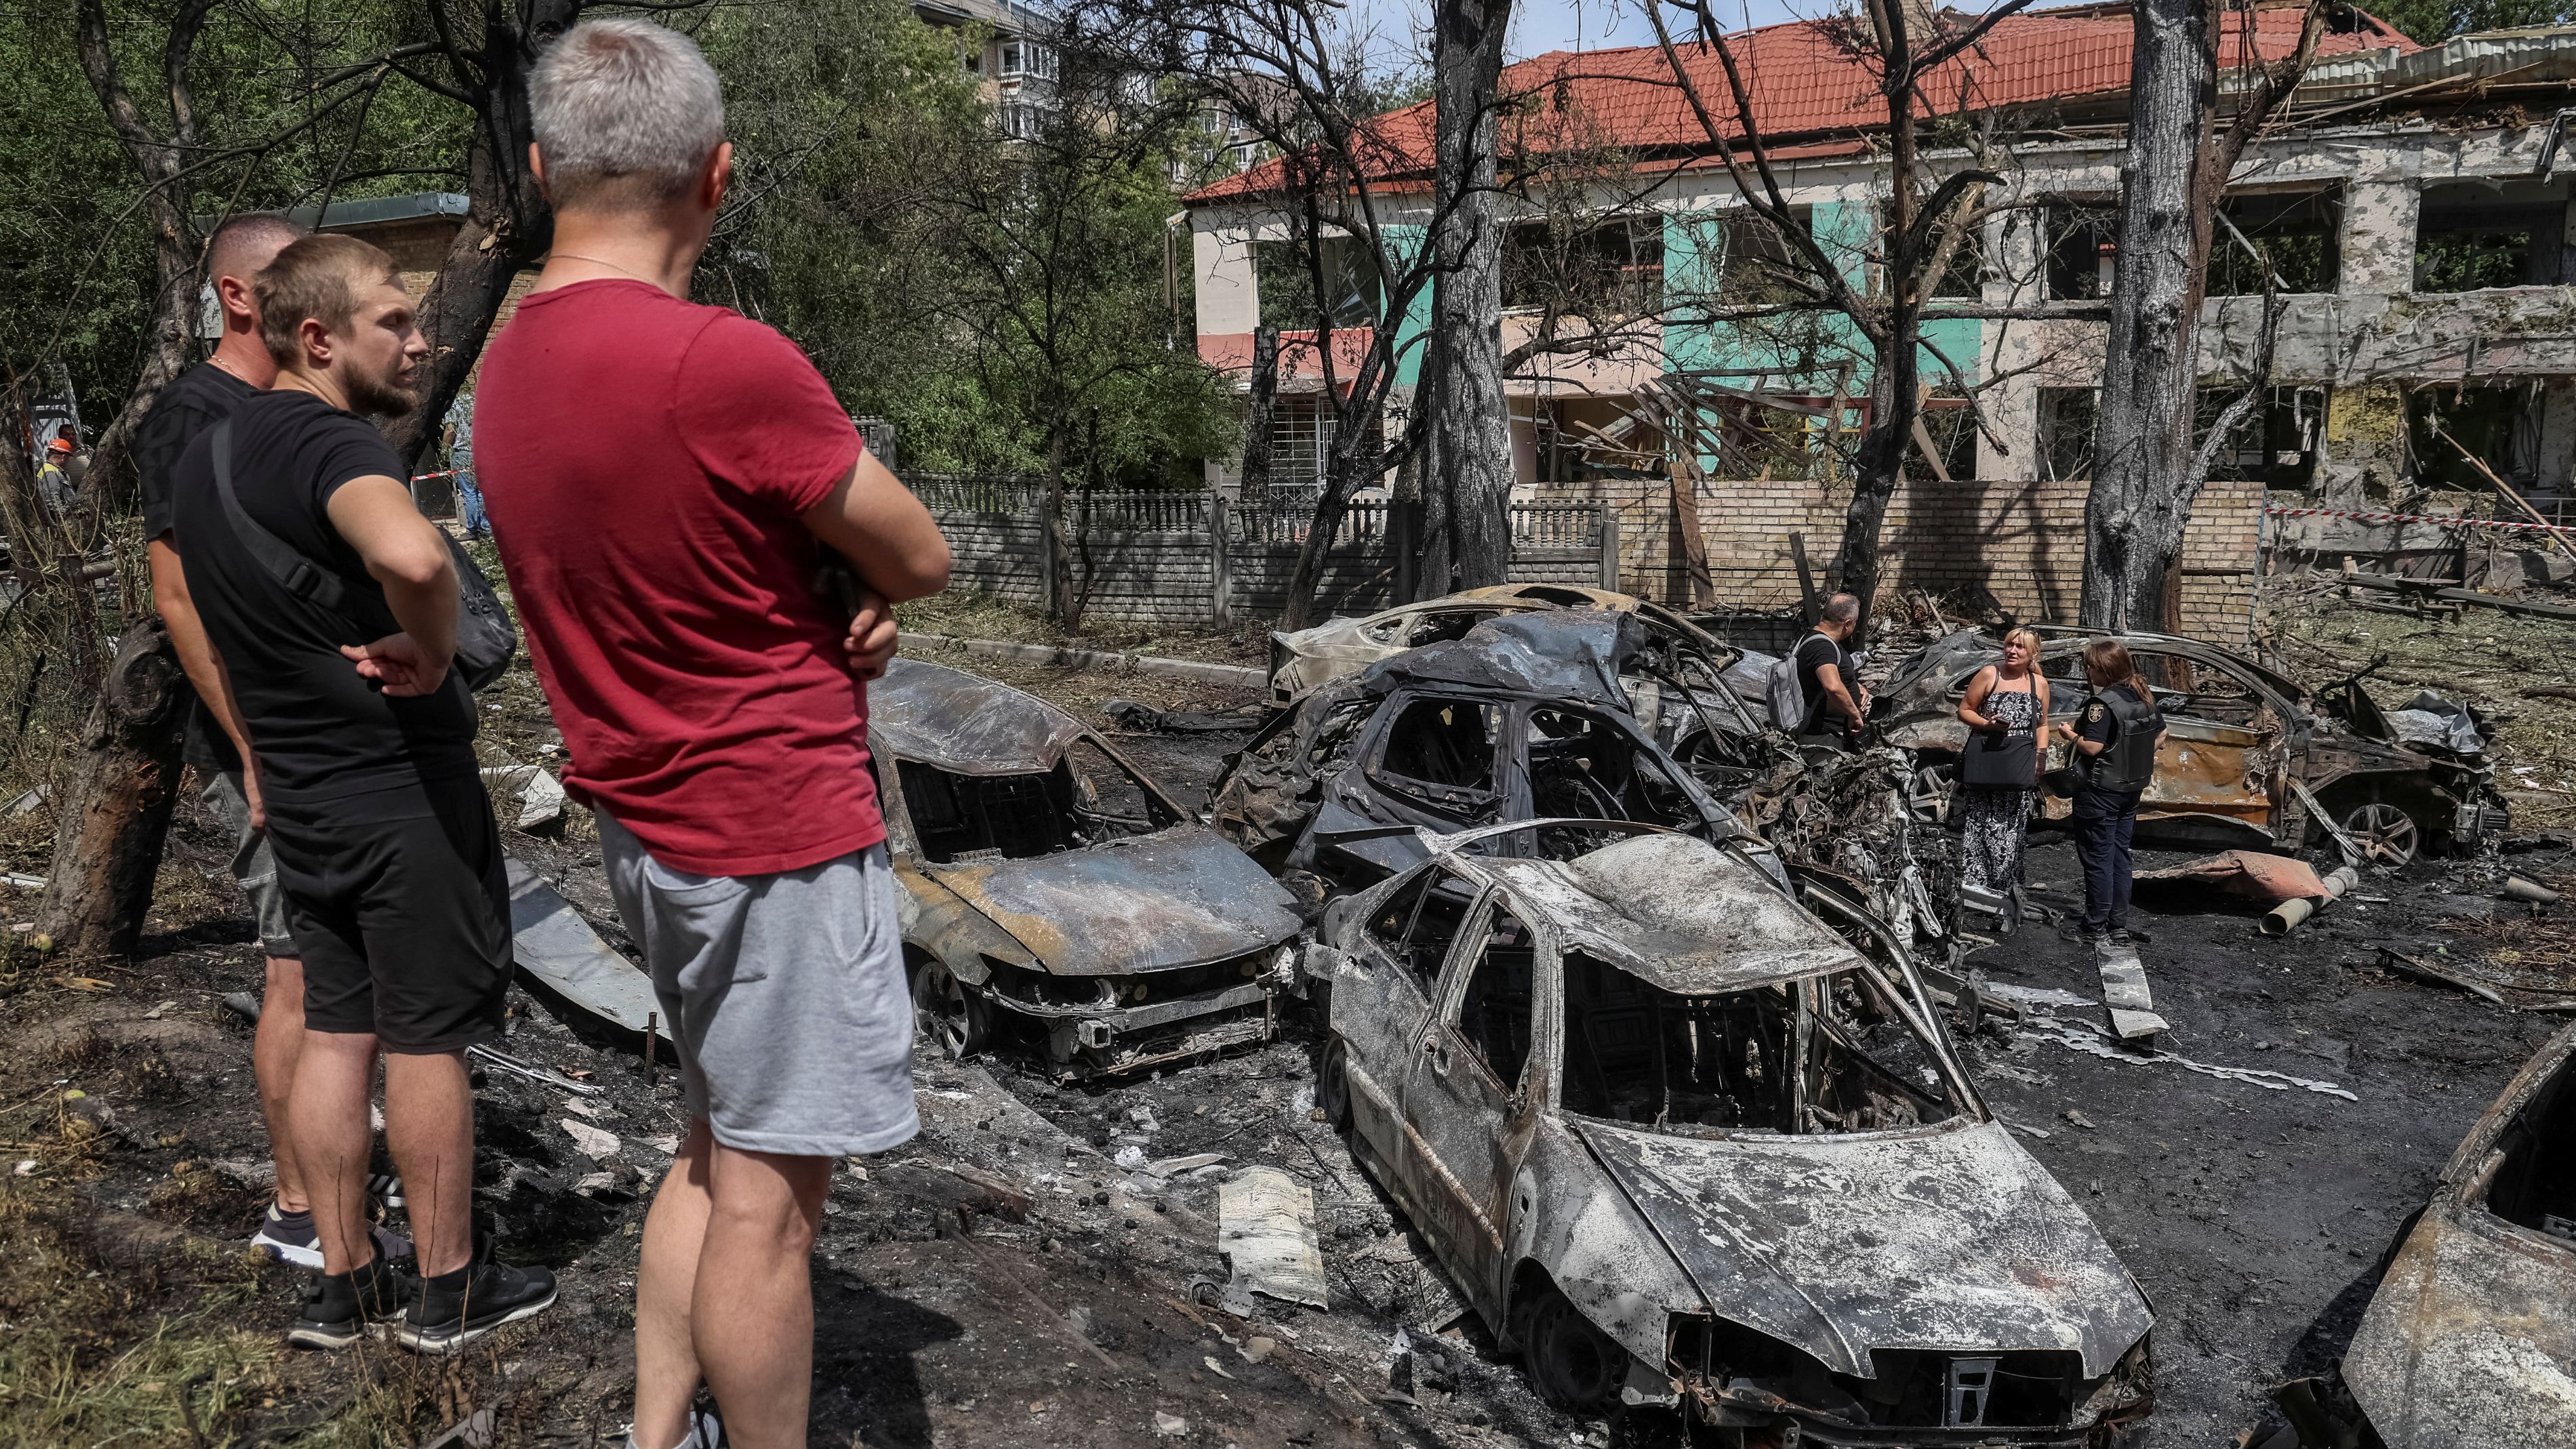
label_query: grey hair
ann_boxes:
[1819,592,1861,625]
[530,18,725,211]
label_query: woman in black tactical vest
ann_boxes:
[2057,638,2167,947]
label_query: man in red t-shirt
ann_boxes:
[473,20,949,1449]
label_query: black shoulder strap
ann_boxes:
[209,417,350,613]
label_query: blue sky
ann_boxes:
[1343,0,1821,65]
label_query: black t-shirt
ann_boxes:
[167,388,478,817]
[1792,632,1853,734]
[134,363,259,773]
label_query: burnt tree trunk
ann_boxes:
[2080,0,2215,631]
[1415,0,1515,600]
[37,619,189,958]
[1238,326,1281,508]
[378,0,582,488]
[2084,0,2324,629]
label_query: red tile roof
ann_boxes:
[1187,3,2415,204]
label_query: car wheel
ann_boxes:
[2341,800,2419,867]
[909,956,991,1059]
[1315,1037,1353,1134]
[1523,1283,1628,1412]
[1906,760,1958,827]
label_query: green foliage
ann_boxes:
[702,0,1229,485]
[2371,0,2576,45]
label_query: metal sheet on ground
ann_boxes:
[506,857,670,1044]
[2097,943,2171,1039]
[1218,1166,1329,1310]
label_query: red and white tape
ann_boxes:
[409,468,466,483]
[2265,505,2575,538]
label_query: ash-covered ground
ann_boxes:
[1,640,2566,1448]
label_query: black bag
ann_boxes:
[1960,725,2038,788]
[210,418,518,692]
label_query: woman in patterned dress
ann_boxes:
[1956,628,2050,928]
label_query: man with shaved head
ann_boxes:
[137,212,408,1274]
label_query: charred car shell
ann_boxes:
[1876,630,2504,864]
[2341,1019,2576,1448]
[869,659,1303,1077]
[1306,821,2156,1444]
[1212,613,1750,890]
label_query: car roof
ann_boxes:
[870,657,1089,774]
[1457,833,1870,995]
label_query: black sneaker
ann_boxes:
[287,1252,411,1349]
[393,1258,558,1355]
[251,1202,414,1271]
[2108,926,2151,946]
[2059,919,2106,945]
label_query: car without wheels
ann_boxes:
[1303,819,2157,1444]
[868,658,1304,1078]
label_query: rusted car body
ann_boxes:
[1876,630,2503,864]
[1305,821,2156,1443]
[2341,1019,2576,1448]
[868,659,1302,1078]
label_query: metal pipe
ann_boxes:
[2262,865,2360,936]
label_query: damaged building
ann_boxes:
[1178,6,2576,629]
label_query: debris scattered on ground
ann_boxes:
[2097,940,2172,1039]
[504,858,670,1044]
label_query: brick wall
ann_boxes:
[1529,473,2263,635]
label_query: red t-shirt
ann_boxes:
[474,279,879,876]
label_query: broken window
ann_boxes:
[2415,181,2569,292]
[1502,218,1664,313]
[895,745,1177,865]
[1917,396,1979,482]
[2483,1053,2576,1242]
[2409,384,2540,489]
[1365,869,1476,992]
[1702,207,1811,306]
[1361,607,1514,651]
[2208,188,2340,295]
[2036,388,2097,481]
[1257,236,1384,331]
[2194,386,2325,487]
[1374,697,1501,796]
[1525,707,1699,832]
[2042,201,2118,301]
[1455,906,1535,1089]
[1557,956,1955,1135]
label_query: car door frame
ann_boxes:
[1397,886,1544,1324]
[1333,863,1489,1188]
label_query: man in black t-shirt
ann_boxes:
[170,233,554,1355]
[132,212,383,1275]
[1792,593,1870,745]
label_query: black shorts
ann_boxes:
[266,775,513,1054]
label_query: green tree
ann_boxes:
[2372,0,2575,45]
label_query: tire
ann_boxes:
[909,956,992,1059]
[1315,1036,1353,1134]
[1522,1282,1628,1412]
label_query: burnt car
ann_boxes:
[868,659,1302,1077]
[1265,585,1771,778]
[2336,1018,2576,1448]
[1304,819,2156,1442]
[1213,611,1754,891]
[1216,611,1949,943]
[1875,630,2504,865]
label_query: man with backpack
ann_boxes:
[2057,637,2169,947]
[167,232,555,1354]
[1769,594,1870,744]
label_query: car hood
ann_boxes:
[1573,1117,2153,1379]
[920,824,1302,976]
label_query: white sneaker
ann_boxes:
[626,1406,725,1449]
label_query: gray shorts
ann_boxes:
[200,770,298,958]
[597,809,918,1158]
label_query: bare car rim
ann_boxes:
[1525,1286,1627,1411]
[2343,800,2420,866]
[1316,1038,1352,1132]
[910,958,986,1058]
[1907,761,1958,826]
